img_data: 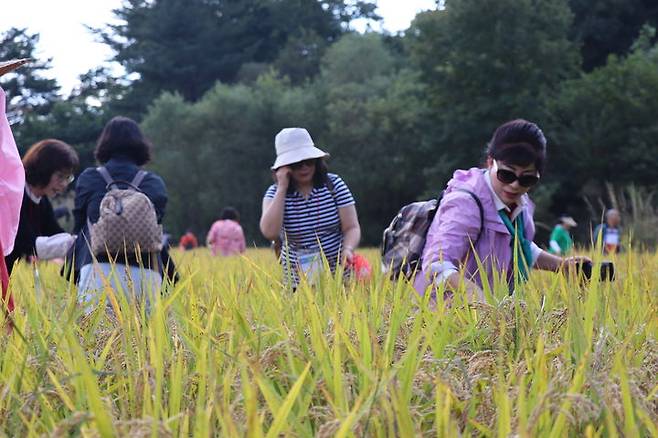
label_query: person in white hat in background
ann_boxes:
[260,127,361,288]
[548,215,577,255]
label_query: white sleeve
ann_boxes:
[530,242,543,266]
[429,260,459,286]
[549,240,561,254]
[35,233,76,260]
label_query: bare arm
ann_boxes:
[534,249,588,271]
[534,249,564,271]
[534,249,592,278]
[338,204,361,264]
[259,167,290,241]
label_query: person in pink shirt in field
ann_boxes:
[207,207,246,256]
[0,85,26,313]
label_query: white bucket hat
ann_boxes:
[271,127,329,170]
[560,216,577,227]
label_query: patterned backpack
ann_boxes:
[89,167,163,256]
[381,189,483,279]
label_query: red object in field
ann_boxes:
[179,232,198,250]
[0,240,14,313]
[350,253,372,282]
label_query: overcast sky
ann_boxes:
[0,0,437,95]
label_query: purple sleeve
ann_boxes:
[421,192,483,274]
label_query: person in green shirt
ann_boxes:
[548,216,577,255]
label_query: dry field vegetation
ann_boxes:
[0,247,656,437]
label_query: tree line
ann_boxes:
[1,0,657,247]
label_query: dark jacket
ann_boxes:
[64,156,177,283]
[5,190,64,274]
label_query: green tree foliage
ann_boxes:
[12,66,128,169]
[273,29,328,84]
[6,1,658,247]
[143,33,429,245]
[406,0,580,190]
[318,34,430,243]
[0,28,59,130]
[569,0,658,71]
[0,29,119,170]
[142,74,325,242]
[547,29,658,204]
[99,0,379,114]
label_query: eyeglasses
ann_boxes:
[493,160,540,188]
[55,172,75,184]
[290,159,316,170]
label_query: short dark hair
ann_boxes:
[486,119,547,173]
[220,207,240,222]
[95,116,152,165]
[23,139,79,187]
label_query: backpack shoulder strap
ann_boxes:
[131,170,148,188]
[96,166,114,186]
[452,188,485,241]
[427,190,445,222]
[325,174,337,207]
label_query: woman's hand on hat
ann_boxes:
[275,166,291,188]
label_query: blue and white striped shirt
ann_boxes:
[264,173,355,286]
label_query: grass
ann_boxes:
[0,247,656,437]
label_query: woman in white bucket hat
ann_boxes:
[260,127,361,288]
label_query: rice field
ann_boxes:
[0,247,657,437]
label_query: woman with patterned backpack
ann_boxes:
[414,119,590,302]
[67,116,177,312]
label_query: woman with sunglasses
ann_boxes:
[414,119,588,301]
[5,139,79,275]
[260,127,361,288]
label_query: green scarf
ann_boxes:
[498,210,534,283]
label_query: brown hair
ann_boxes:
[95,116,152,165]
[23,139,79,187]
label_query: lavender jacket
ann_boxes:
[413,168,536,295]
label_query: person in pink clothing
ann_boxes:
[414,119,589,302]
[0,85,26,313]
[207,207,246,256]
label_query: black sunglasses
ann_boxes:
[494,160,540,187]
[290,158,316,169]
